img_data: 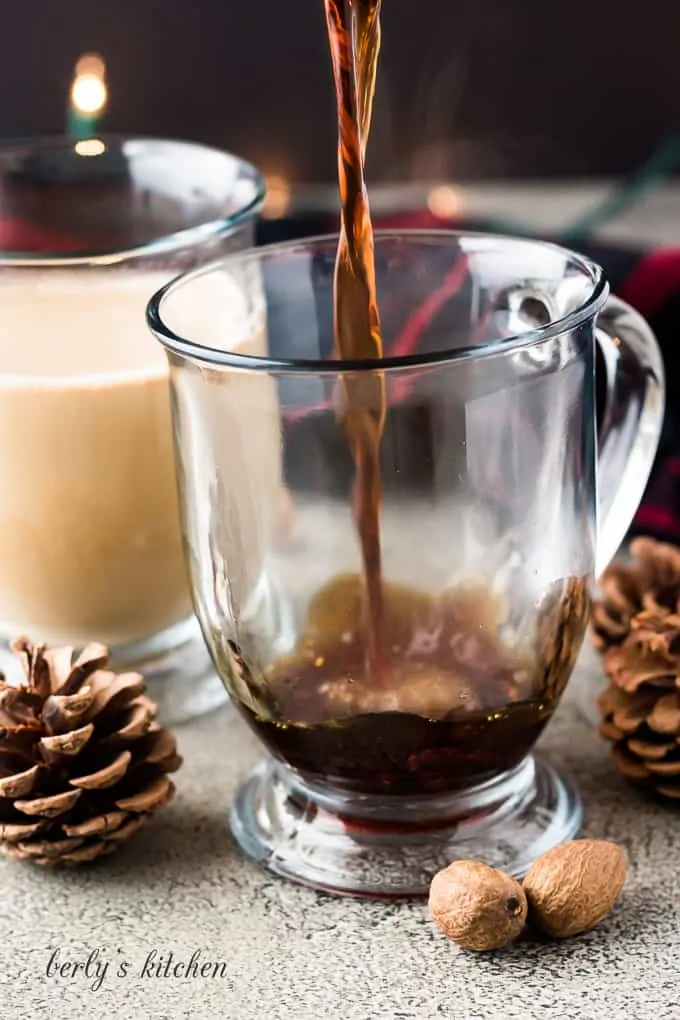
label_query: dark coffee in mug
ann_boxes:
[231,573,589,795]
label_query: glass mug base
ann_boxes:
[0,615,227,727]
[230,754,582,898]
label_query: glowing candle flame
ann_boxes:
[70,54,108,116]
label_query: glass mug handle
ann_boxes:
[594,294,665,576]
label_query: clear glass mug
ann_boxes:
[0,136,264,724]
[148,231,664,895]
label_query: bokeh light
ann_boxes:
[70,54,108,115]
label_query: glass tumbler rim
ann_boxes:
[147,228,610,375]
[0,134,265,268]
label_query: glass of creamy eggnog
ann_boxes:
[0,136,264,722]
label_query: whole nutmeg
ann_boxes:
[429,860,528,951]
[523,839,628,938]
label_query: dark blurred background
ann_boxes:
[2,0,679,185]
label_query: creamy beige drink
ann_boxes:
[0,271,192,646]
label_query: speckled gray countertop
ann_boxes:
[1,665,677,1020]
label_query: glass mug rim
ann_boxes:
[0,134,265,268]
[147,229,610,374]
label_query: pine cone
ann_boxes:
[0,637,181,865]
[594,537,680,800]
[591,537,680,652]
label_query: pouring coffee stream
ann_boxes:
[324,0,387,687]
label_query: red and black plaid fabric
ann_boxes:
[613,247,680,542]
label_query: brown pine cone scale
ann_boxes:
[0,637,181,865]
[593,537,680,801]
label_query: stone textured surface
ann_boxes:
[0,669,678,1020]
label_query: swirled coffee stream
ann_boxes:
[324,0,386,686]
[221,0,591,795]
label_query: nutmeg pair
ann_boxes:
[429,839,627,952]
